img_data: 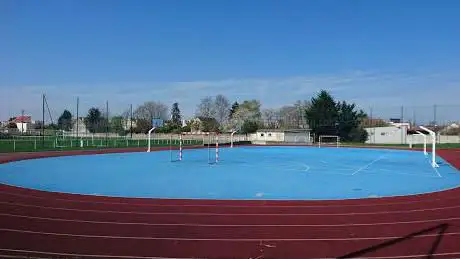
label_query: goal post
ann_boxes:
[318,135,340,148]
[207,133,219,164]
[169,134,183,162]
[147,119,164,152]
[419,126,439,168]
[415,131,428,156]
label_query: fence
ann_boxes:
[3,102,458,147]
[0,133,250,153]
[360,104,459,145]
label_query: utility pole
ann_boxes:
[76,97,79,138]
[401,105,404,144]
[370,107,374,144]
[106,101,109,146]
[21,109,24,134]
[42,94,45,146]
[130,104,133,138]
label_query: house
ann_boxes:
[122,118,137,131]
[0,120,8,128]
[439,122,460,135]
[13,115,34,133]
[252,129,312,144]
[72,117,87,133]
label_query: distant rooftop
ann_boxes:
[13,116,32,123]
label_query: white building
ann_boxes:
[13,115,35,133]
[72,117,87,133]
[365,126,409,144]
[252,129,312,144]
[122,118,137,131]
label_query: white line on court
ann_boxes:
[432,161,442,178]
[352,155,386,175]
[1,187,459,208]
[1,212,459,227]
[1,201,459,216]
[378,170,441,178]
[0,249,458,259]
[1,228,459,241]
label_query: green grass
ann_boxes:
[0,138,203,153]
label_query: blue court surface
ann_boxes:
[1,146,459,200]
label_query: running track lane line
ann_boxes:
[0,249,199,259]
[1,213,459,227]
[1,249,459,259]
[2,189,460,208]
[352,155,386,175]
[1,228,459,241]
[1,201,459,215]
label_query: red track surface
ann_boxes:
[1,147,459,258]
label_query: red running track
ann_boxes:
[0,147,459,258]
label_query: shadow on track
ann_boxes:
[338,223,449,259]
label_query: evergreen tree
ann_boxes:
[110,116,125,135]
[57,110,73,131]
[305,90,339,139]
[305,90,368,142]
[84,108,104,133]
[171,102,182,127]
[229,101,239,119]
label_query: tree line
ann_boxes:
[50,90,370,142]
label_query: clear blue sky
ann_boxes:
[1,0,459,123]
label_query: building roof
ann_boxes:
[14,116,32,123]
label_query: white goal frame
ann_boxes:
[420,126,439,168]
[415,131,428,156]
[318,135,340,148]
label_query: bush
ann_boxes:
[241,120,259,134]
[349,127,369,143]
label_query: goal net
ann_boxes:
[318,135,340,148]
[169,134,182,162]
[54,131,70,148]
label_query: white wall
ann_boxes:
[254,131,284,142]
[438,135,460,144]
[15,123,31,133]
[365,126,408,144]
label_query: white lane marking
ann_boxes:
[423,154,442,178]
[378,170,440,178]
[1,201,459,216]
[0,248,196,259]
[2,186,459,208]
[1,213,459,227]
[433,165,442,178]
[1,228,459,241]
[352,155,386,175]
[0,249,458,259]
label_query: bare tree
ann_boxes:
[262,108,279,129]
[214,94,230,125]
[196,96,215,118]
[277,100,310,129]
[229,99,262,131]
[134,101,168,123]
